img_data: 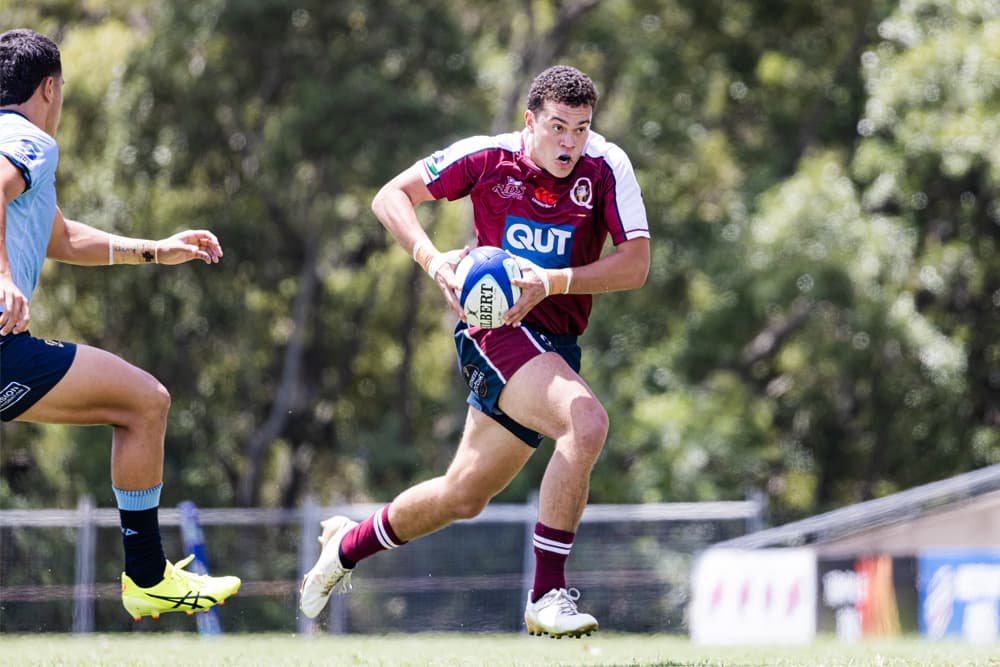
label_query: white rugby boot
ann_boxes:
[524,587,599,638]
[299,515,358,618]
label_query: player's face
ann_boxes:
[524,100,592,178]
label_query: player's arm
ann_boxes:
[556,236,649,294]
[506,237,649,326]
[46,207,223,266]
[372,163,465,319]
[0,156,30,335]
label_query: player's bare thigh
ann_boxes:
[16,344,169,427]
[497,350,602,440]
[443,407,534,496]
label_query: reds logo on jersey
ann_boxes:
[493,176,526,200]
[503,215,573,268]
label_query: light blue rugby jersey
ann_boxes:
[0,110,59,310]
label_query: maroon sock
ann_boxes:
[339,503,406,567]
[531,522,574,602]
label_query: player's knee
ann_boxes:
[452,499,488,520]
[574,400,609,459]
[136,379,171,427]
[447,488,491,520]
[152,381,171,416]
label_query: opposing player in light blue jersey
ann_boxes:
[0,28,240,621]
[302,65,650,637]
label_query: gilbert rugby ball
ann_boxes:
[454,246,522,329]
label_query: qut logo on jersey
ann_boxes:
[503,216,573,268]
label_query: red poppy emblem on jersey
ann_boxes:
[570,177,593,209]
[532,186,559,208]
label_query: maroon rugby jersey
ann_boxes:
[419,129,649,336]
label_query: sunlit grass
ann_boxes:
[2,633,998,666]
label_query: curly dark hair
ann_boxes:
[526,65,598,113]
[0,29,61,106]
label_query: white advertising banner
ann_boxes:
[689,548,817,645]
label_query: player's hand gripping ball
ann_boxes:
[453,246,522,329]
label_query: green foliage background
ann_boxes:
[2,0,998,525]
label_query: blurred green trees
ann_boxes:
[1,0,997,523]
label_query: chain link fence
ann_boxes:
[0,496,762,634]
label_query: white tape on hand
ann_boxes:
[411,238,430,261]
[536,267,550,296]
[427,248,464,280]
[515,257,549,296]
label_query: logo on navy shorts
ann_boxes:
[463,364,489,398]
[0,382,30,412]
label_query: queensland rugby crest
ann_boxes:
[570,177,593,209]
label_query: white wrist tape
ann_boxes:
[536,267,550,296]
[108,235,116,266]
[412,238,430,261]
[563,268,573,294]
[514,257,550,296]
[427,248,463,280]
[426,253,447,280]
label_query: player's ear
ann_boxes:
[524,109,535,130]
[39,75,55,102]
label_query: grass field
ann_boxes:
[1,634,998,667]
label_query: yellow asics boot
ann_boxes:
[121,555,241,621]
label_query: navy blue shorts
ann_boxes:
[0,332,77,421]
[454,321,581,447]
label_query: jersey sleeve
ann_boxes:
[419,135,497,202]
[600,145,650,245]
[0,131,57,191]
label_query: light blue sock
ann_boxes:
[114,483,166,587]
[113,483,162,511]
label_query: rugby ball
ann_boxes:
[454,246,522,329]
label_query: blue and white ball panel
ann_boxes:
[454,246,522,329]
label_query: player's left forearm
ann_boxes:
[551,238,649,294]
[107,233,159,265]
[49,215,158,266]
